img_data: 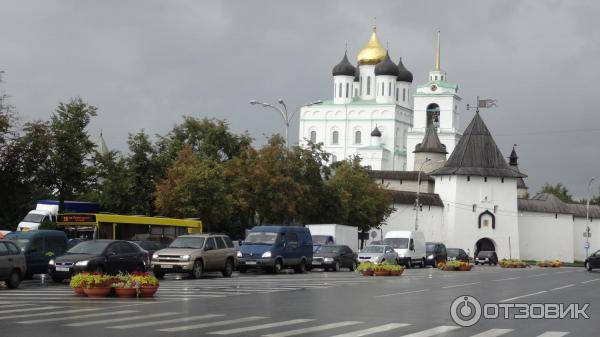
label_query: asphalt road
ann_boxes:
[0,266,598,337]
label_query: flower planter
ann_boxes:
[360,270,374,276]
[139,286,159,298]
[458,265,472,271]
[114,288,137,298]
[72,287,85,296]
[373,270,390,276]
[390,270,403,276]
[83,287,111,298]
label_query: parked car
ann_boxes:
[383,231,426,268]
[447,248,470,262]
[357,245,398,264]
[475,251,498,265]
[425,242,448,267]
[5,230,68,278]
[585,249,600,271]
[152,234,236,279]
[0,240,27,288]
[312,245,358,271]
[48,240,147,282]
[237,226,313,274]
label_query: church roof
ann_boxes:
[431,113,527,178]
[566,203,600,218]
[396,57,413,83]
[374,52,399,77]
[518,193,573,215]
[389,190,443,207]
[332,52,356,77]
[413,124,447,154]
[369,170,435,183]
[507,146,528,189]
[370,126,382,137]
[96,132,109,157]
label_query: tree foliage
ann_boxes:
[540,183,574,203]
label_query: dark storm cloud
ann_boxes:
[0,0,598,197]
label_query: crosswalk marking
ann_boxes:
[0,305,61,315]
[469,329,513,337]
[262,321,363,337]
[399,325,460,337]
[64,312,179,327]
[110,314,224,329]
[329,323,411,337]
[157,316,268,332]
[536,332,570,337]
[208,319,314,335]
[18,310,139,324]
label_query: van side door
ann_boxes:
[285,232,300,265]
[27,236,45,274]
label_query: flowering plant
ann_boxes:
[131,271,159,287]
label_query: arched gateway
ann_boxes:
[475,237,496,256]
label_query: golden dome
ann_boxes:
[357,28,387,65]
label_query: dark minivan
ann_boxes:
[237,226,313,273]
[5,230,68,278]
[425,242,447,267]
[475,251,498,265]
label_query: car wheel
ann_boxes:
[294,260,307,274]
[154,271,165,279]
[332,261,340,272]
[349,261,357,271]
[6,270,22,289]
[191,260,203,279]
[272,259,283,274]
[222,259,234,278]
[406,258,412,269]
[585,261,592,271]
[421,258,426,268]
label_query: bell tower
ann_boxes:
[407,31,462,170]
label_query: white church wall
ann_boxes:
[377,179,435,193]
[518,211,574,262]
[375,203,445,245]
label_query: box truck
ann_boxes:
[17,200,99,231]
[306,224,359,252]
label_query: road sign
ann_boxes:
[584,232,592,238]
[585,242,590,249]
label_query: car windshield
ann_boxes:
[169,237,205,249]
[315,246,341,254]
[383,238,408,249]
[312,235,332,245]
[478,251,494,257]
[362,246,384,253]
[426,243,436,253]
[447,249,460,256]
[245,232,278,245]
[22,213,45,223]
[67,240,110,255]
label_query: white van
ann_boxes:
[383,231,426,268]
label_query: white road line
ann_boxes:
[442,282,481,289]
[0,305,61,314]
[500,290,548,303]
[110,314,224,329]
[526,273,548,278]
[536,332,570,337]
[157,316,268,332]
[262,321,363,337]
[329,323,410,337]
[398,326,460,337]
[64,312,179,327]
[18,309,138,324]
[581,278,600,284]
[0,303,36,309]
[208,319,314,335]
[551,284,574,291]
[374,289,430,298]
[555,270,575,274]
[469,328,513,337]
[492,277,520,282]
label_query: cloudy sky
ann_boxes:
[0,1,598,197]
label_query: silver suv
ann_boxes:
[0,240,27,288]
[151,234,236,279]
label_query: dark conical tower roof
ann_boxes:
[431,113,527,178]
[332,52,356,76]
[414,124,447,154]
[397,57,413,83]
[374,52,399,77]
[370,126,382,137]
[509,146,518,166]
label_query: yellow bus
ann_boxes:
[56,213,202,244]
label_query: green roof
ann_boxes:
[418,79,458,90]
[318,97,395,106]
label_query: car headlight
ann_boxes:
[180,255,191,262]
[236,251,242,258]
[427,255,434,260]
[152,253,159,259]
[48,259,55,266]
[262,251,272,258]
[75,260,88,267]
[324,257,334,262]
[485,257,489,261]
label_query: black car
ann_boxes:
[475,251,498,265]
[425,242,447,267]
[585,249,600,271]
[311,245,358,272]
[447,248,470,262]
[49,240,147,282]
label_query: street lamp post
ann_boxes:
[415,158,445,232]
[586,177,595,258]
[250,98,322,148]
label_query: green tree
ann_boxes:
[126,131,160,215]
[86,150,133,214]
[540,183,574,203]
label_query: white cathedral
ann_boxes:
[299,28,600,263]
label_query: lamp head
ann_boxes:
[249,100,258,105]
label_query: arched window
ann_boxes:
[354,130,362,145]
[366,77,371,95]
[388,82,392,96]
[403,88,406,101]
[345,83,349,98]
[360,76,363,95]
[332,131,339,145]
[381,82,384,96]
[396,88,399,101]
[338,82,342,98]
[426,103,440,128]
[355,88,358,97]
[310,131,316,143]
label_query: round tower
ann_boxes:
[332,52,356,104]
[413,124,447,173]
[357,27,386,100]
[396,57,413,109]
[374,52,398,104]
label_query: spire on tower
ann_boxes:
[435,30,441,71]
